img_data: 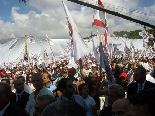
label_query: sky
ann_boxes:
[0,0,155,40]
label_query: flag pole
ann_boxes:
[99,34,102,79]
[25,35,27,54]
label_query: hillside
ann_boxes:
[112,28,155,39]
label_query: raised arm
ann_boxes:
[79,58,87,79]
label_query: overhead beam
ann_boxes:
[67,0,155,29]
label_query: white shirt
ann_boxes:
[25,86,53,116]
[24,83,33,94]
[127,69,134,84]
[146,73,155,84]
[0,102,10,116]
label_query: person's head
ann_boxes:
[15,71,22,78]
[42,72,51,85]
[119,72,127,85]
[76,80,85,95]
[78,83,89,96]
[142,59,147,63]
[57,78,75,98]
[101,68,107,78]
[55,67,61,74]
[62,66,68,73]
[124,59,129,64]
[68,67,76,79]
[1,78,10,84]
[129,89,155,116]
[134,65,146,84]
[0,82,11,110]
[112,99,130,116]
[31,73,43,91]
[86,63,91,69]
[42,100,86,116]
[128,63,133,70]
[13,79,24,94]
[33,95,56,116]
[16,76,25,83]
[91,64,97,71]
[61,70,68,78]
[89,70,98,81]
[114,58,119,64]
[108,84,125,106]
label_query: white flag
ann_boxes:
[62,1,89,62]
[92,40,100,63]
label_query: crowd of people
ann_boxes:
[0,53,155,116]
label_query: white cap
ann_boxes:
[91,64,96,67]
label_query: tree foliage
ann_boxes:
[113,28,155,39]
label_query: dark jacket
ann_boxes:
[2,102,28,116]
[11,91,30,111]
[127,80,155,98]
[99,105,112,116]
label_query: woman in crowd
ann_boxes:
[78,83,97,116]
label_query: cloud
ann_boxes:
[11,7,28,21]
[0,0,154,40]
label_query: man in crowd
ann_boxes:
[25,73,53,116]
[16,76,33,94]
[42,72,56,92]
[0,82,28,116]
[112,99,130,116]
[56,78,88,112]
[33,95,56,116]
[83,63,92,77]
[68,67,78,84]
[52,67,61,81]
[129,89,155,116]
[42,100,86,116]
[99,84,125,116]
[127,65,155,98]
[11,79,29,111]
[61,66,68,78]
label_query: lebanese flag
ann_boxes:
[139,28,150,43]
[93,0,108,51]
[104,12,108,48]
[62,1,89,62]
[29,34,33,38]
[93,0,105,28]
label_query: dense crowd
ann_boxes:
[0,54,155,116]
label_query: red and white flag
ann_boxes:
[29,34,33,38]
[93,0,108,51]
[62,1,89,62]
[93,0,105,28]
[29,34,34,44]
